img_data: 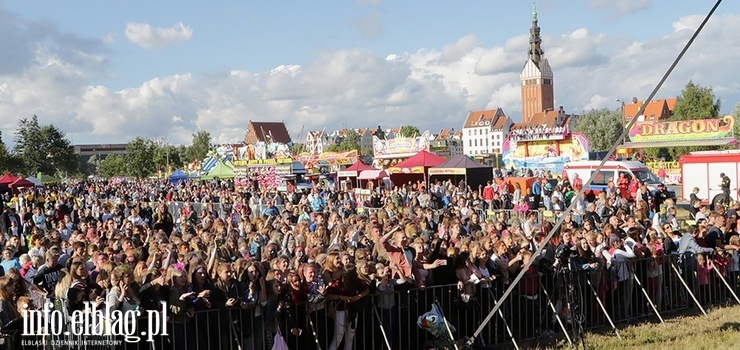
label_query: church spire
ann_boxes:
[529,2,544,67]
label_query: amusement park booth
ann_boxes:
[428,155,493,190]
[387,150,446,187]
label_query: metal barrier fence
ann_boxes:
[7,252,738,349]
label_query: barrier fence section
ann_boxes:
[7,252,739,350]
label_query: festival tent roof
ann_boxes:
[201,161,234,180]
[358,170,389,180]
[168,169,189,185]
[26,176,42,186]
[0,174,19,185]
[338,161,377,177]
[387,150,446,174]
[9,177,35,189]
[428,155,493,189]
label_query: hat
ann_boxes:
[608,235,620,245]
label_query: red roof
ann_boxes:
[0,174,19,185]
[344,161,376,172]
[9,177,34,188]
[389,150,446,171]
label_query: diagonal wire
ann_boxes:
[465,0,724,346]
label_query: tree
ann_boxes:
[125,137,157,179]
[13,115,79,176]
[154,145,183,173]
[398,125,421,138]
[672,81,720,121]
[98,154,127,178]
[86,154,102,175]
[328,129,361,152]
[186,131,211,163]
[571,108,624,151]
[0,133,20,174]
[667,81,722,158]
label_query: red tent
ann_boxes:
[338,161,377,178]
[9,177,34,189]
[0,174,19,185]
[387,150,446,186]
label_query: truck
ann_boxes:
[679,150,740,207]
[562,160,675,199]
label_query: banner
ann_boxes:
[628,115,735,143]
[373,131,430,159]
[233,158,292,166]
[295,150,358,168]
[428,168,466,175]
[502,132,590,175]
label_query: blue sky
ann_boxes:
[1,0,739,146]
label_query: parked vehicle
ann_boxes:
[562,160,675,199]
[679,150,740,207]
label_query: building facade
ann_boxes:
[462,108,512,157]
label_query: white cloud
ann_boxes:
[1,6,739,149]
[124,22,192,50]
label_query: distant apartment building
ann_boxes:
[305,130,330,154]
[462,109,512,157]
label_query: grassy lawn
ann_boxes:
[510,304,740,350]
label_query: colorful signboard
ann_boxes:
[628,116,735,143]
[427,168,466,175]
[233,142,292,162]
[502,132,590,175]
[373,131,431,159]
[295,150,358,168]
[233,158,293,166]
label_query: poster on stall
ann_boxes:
[502,132,589,174]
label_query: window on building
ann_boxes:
[474,139,478,147]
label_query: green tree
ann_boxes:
[571,108,624,151]
[85,154,102,175]
[186,131,211,163]
[668,81,722,158]
[154,144,183,173]
[125,137,157,178]
[13,115,79,176]
[0,133,20,174]
[732,102,740,140]
[398,125,421,138]
[292,143,308,154]
[99,154,128,178]
[328,130,361,151]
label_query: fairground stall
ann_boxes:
[619,115,737,185]
[428,154,493,190]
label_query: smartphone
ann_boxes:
[439,260,448,266]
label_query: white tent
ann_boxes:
[26,176,42,186]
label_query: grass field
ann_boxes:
[510,304,740,350]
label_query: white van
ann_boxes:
[562,160,675,199]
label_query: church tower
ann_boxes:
[520,3,554,123]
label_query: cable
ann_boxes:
[464,1,724,347]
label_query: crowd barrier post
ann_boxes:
[538,282,574,348]
[485,288,519,350]
[372,304,392,350]
[711,265,740,304]
[669,262,708,318]
[632,274,667,326]
[585,278,621,341]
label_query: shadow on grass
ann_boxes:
[719,322,740,332]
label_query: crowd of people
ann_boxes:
[0,169,736,350]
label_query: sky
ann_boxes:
[0,0,739,147]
